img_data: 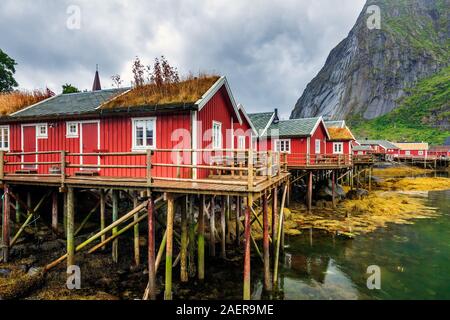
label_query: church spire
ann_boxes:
[92,64,102,91]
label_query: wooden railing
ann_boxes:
[352,154,375,164]
[280,153,353,168]
[0,149,282,190]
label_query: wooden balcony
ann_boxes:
[281,153,354,169]
[0,149,289,195]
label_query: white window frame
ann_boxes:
[333,142,343,154]
[275,139,291,154]
[36,123,48,138]
[212,121,222,150]
[418,150,424,156]
[405,150,411,156]
[238,136,246,150]
[132,117,157,151]
[66,122,79,138]
[315,139,321,154]
[0,125,10,151]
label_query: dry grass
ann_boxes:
[373,166,432,177]
[0,89,53,116]
[327,127,354,140]
[288,192,438,237]
[102,74,221,109]
[380,177,450,191]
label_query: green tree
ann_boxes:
[0,49,18,92]
[62,83,80,94]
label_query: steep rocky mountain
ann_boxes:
[290,0,449,121]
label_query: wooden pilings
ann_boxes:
[272,186,278,260]
[236,196,241,245]
[164,194,174,300]
[66,187,75,267]
[52,192,58,234]
[100,190,106,250]
[180,196,188,282]
[2,184,10,262]
[220,195,226,259]
[147,193,157,300]
[209,196,216,257]
[112,190,119,263]
[262,192,271,291]
[307,171,313,212]
[198,195,205,281]
[133,193,140,266]
[243,194,252,300]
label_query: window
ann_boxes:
[315,139,321,154]
[418,151,424,156]
[275,139,291,153]
[0,126,9,151]
[358,151,364,155]
[238,136,246,150]
[132,118,156,150]
[37,124,48,138]
[405,150,411,156]
[212,121,222,149]
[333,142,343,154]
[66,122,79,138]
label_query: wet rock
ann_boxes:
[0,268,11,278]
[27,267,42,276]
[316,180,346,200]
[39,240,64,252]
[129,264,145,273]
[346,189,369,200]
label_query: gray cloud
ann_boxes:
[0,0,365,118]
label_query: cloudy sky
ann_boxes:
[0,0,365,118]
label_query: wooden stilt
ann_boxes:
[100,190,106,250]
[133,193,140,266]
[226,195,231,243]
[2,184,10,262]
[243,194,253,300]
[52,192,58,234]
[236,196,241,245]
[332,170,336,209]
[146,192,157,300]
[188,196,196,278]
[164,194,174,300]
[180,196,188,282]
[63,191,67,237]
[15,194,21,224]
[112,190,119,263]
[209,196,216,257]
[273,184,288,288]
[272,186,278,259]
[220,195,226,259]
[66,187,75,267]
[198,195,205,280]
[307,171,313,212]
[262,192,271,291]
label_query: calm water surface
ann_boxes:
[252,189,450,300]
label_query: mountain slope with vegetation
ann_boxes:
[290,0,449,127]
[350,66,449,144]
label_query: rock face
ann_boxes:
[290,0,449,120]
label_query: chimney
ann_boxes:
[92,64,102,91]
[273,108,279,124]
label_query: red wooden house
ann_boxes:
[248,110,345,167]
[428,146,450,158]
[233,104,257,150]
[393,142,429,157]
[324,120,355,156]
[0,76,246,180]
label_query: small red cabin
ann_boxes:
[324,121,355,157]
[393,142,429,157]
[0,76,246,180]
[248,110,348,167]
[428,146,450,158]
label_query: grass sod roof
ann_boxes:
[101,75,221,110]
[324,120,346,128]
[9,88,128,118]
[0,90,54,117]
[327,127,354,141]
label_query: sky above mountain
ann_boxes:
[0,0,365,118]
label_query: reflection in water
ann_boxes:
[253,189,450,300]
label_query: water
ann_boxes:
[253,189,450,300]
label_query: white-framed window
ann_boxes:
[418,150,424,156]
[358,151,364,155]
[212,121,222,149]
[275,139,291,153]
[37,124,48,138]
[238,136,246,150]
[0,126,10,151]
[315,139,321,154]
[405,150,411,156]
[66,122,79,138]
[333,142,343,154]
[132,117,156,150]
